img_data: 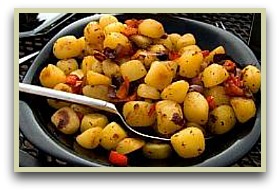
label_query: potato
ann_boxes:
[102,59,121,78]
[149,44,167,54]
[86,71,112,85]
[144,61,174,90]
[76,127,103,149]
[51,107,80,134]
[81,55,103,74]
[99,14,118,29]
[80,113,108,132]
[137,84,161,100]
[84,21,105,46]
[176,33,196,51]
[208,105,236,134]
[204,46,225,64]
[100,122,127,150]
[178,45,201,55]
[129,35,153,49]
[82,85,110,101]
[120,60,147,82]
[123,101,156,127]
[156,100,184,135]
[230,97,256,123]
[77,37,87,58]
[56,58,79,75]
[168,33,181,49]
[202,63,229,87]
[161,80,189,103]
[70,104,95,115]
[242,65,261,93]
[204,86,230,106]
[178,52,203,78]
[39,64,67,88]
[183,92,209,125]
[153,37,173,50]
[142,142,172,159]
[185,122,206,135]
[171,127,205,158]
[47,83,72,109]
[138,19,165,38]
[104,22,125,35]
[161,61,178,78]
[103,32,131,51]
[116,138,145,154]
[53,35,82,59]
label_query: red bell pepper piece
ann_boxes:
[109,151,128,166]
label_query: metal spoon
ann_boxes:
[19,83,170,142]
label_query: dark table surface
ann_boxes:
[19,13,261,167]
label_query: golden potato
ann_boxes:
[149,44,167,54]
[156,100,184,135]
[202,63,229,87]
[123,101,156,127]
[100,122,127,150]
[138,19,165,38]
[137,84,161,100]
[178,45,201,55]
[161,80,189,103]
[104,22,125,35]
[116,138,145,154]
[176,33,196,51]
[183,92,209,125]
[102,59,121,78]
[103,32,131,50]
[204,85,230,106]
[144,61,174,90]
[208,105,236,134]
[230,97,256,123]
[76,127,103,149]
[120,60,147,82]
[69,69,84,79]
[53,35,82,59]
[70,104,95,115]
[86,71,112,85]
[142,142,172,159]
[185,122,206,135]
[178,52,203,78]
[204,46,225,64]
[51,107,80,134]
[168,33,181,49]
[99,14,118,29]
[171,127,205,158]
[80,113,108,132]
[81,55,103,74]
[129,35,153,49]
[153,37,173,51]
[161,61,178,78]
[39,64,67,88]
[242,65,261,93]
[82,85,110,101]
[56,58,78,75]
[84,21,105,46]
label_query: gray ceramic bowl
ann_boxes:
[19,14,261,167]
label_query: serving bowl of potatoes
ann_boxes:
[19,13,261,167]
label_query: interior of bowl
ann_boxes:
[21,13,261,167]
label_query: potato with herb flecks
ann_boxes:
[100,122,127,150]
[242,65,261,93]
[178,51,203,78]
[80,113,108,132]
[171,127,205,158]
[86,71,112,85]
[84,21,105,46]
[138,19,165,39]
[204,46,225,64]
[81,55,103,74]
[161,80,189,103]
[230,97,256,123]
[116,138,145,154]
[176,33,196,51]
[76,127,103,149]
[99,14,118,29]
[120,60,147,82]
[143,142,172,159]
[82,85,110,101]
[53,35,82,59]
[39,64,67,88]
[204,86,230,106]
[137,84,161,100]
[51,107,80,134]
[202,63,229,87]
[56,58,79,75]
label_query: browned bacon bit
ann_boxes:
[171,113,185,126]
[148,104,156,117]
[200,50,210,57]
[121,26,138,37]
[206,96,216,110]
[116,76,130,99]
[224,74,245,96]
[93,51,107,62]
[223,60,236,72]
[66,74,79,86]
[125,19,143,28]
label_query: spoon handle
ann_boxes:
[19,83,118,114]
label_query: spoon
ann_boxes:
[19,83,170,142]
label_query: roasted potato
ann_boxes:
[51,107,80,134]
[171,127,205,158]
[120,60,147,82]
[178,51,203,78]
[129,35,153,49]
[242,65,261,93]
[56,58,79,75]
[137,84,161,100]
[76,127,103,149]
[230,97,256,123]
[208,105,236,134]
[81,55,103,74]
[82,85,110,101]
[84,21,105,46]
[99,14,118,29]
[53,35,82,59]
[123,101,156,127]
[176,33,196,51]
[204,46,225,64]
[202,63,229,87]
[86,71,112,85]
[138,19,165,38]
[104,22,125,35]
[183,92,209,125]
[116,138,145,154]
[102,59,121,78]
[70,104,95,115]
[39,64,67,88]
[103,32,131,51]
[142,142,172,159]
[204,85,230,106]
[80,113,108,132]
[161,80,189,103]
[156,100,184,135]
[100,122,127,150]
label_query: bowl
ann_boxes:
[19,13,261,167]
